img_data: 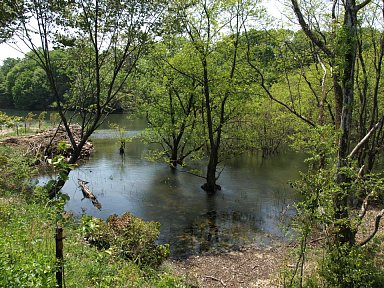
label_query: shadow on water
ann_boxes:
[37,116,306,258]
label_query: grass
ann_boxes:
[279,211,384,288]
[0,145,191,287]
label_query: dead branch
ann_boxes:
[357,165,365,178]
[358,190,372,221]
[204,275,226,287]
[309,237,325,245]
[78,179,102,209]
[179,169,206,179]
[359,209,384,246]
[349,116,384,159]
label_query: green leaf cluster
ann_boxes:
[81,213,170,268]
[1,50,71,110]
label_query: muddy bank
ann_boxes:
[167,243,287,288]
[0,124,93,162]
[168,209,384,288]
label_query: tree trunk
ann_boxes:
[48,144,83,199]
[290,0,364,247]
[333,0,359,247]
[201,56,220,194]
[170,145,179,169]
[202,143,221,194]
[333,75,343,129]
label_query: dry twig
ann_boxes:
[204,275,226,287]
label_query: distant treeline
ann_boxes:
[0,50,125,112]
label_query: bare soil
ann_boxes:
[168,209,384,288]
[168,242,288,288]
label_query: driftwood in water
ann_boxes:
[78,179,102,209]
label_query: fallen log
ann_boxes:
[78,179,102,209]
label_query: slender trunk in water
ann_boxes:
[202,143,221,194]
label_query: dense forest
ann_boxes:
[1,0,384,287]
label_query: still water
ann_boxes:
[34,115,305,257]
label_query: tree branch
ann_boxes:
[356,0,372,11]
[348,115,384,158]
[247,57,316,128]
[359,209,384,246]
[358,185,370,221]
[290,0,333,57]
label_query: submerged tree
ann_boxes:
[135,39,204,169]
[167,0,261,194]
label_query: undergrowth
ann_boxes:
[0,145,190,287]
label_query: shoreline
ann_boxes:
[167,242,288,287]
[167,208,384,287]
[0,124,93,162]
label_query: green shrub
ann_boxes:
[0,199,56,288]
[82,213,170,267]
[320,244,384,288]
[0,146,35,195]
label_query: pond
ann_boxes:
[30,114,306,258]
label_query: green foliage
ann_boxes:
[0,0,23,41]
[81,213,170,268]
[44,142,77,177]
[0,58,20,106]
[320,244,384,288]
[49,112,60,127]
[0,110,13,129]
[37,111,47,129]
[0,197,56,287]
[134,39,205,167]
[6,58,52,110]
[288,151,384,287]
[2,50,70,110]
[110,123,132,148]
[0,111,23,135]
[24,112,35,133]
[244,96,297,157]
[290,125,338,170]
[0,193,187,288]
[0,146,35,195]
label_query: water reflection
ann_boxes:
[38,117,305,258]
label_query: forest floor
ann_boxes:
[168,209,384,288]
[168,242,288,288]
